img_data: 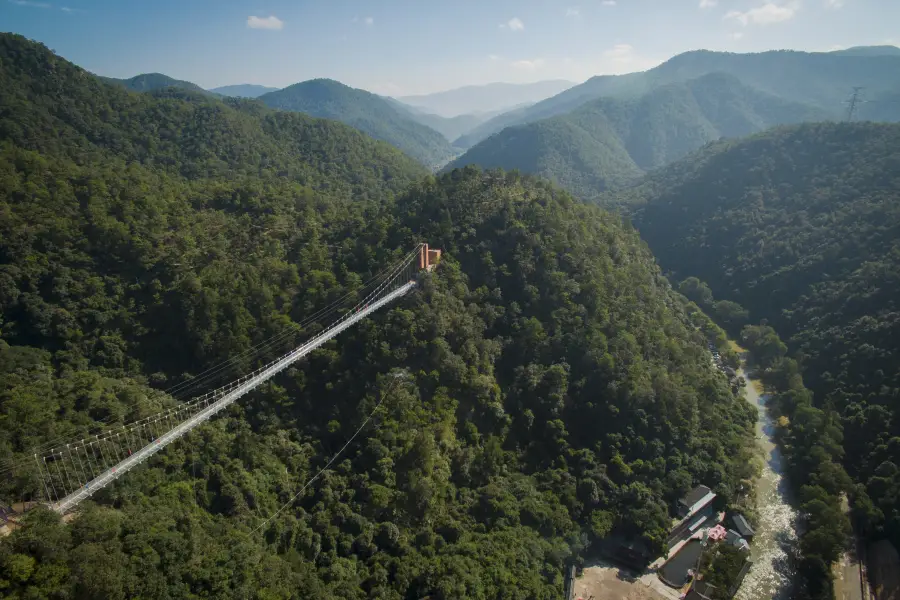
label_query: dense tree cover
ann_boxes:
[0,34,760,597]
[622,122,900,592]
[98,73,219,97]
[0,161,760,598]
[456,47,900,148]
[447,72,830,200]
[0,34,426,194]
[259,79,457,168]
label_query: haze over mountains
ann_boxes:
[453,46,900,148]
[210,84,280,98]
[397,80,576,117]
[445,71,832,198]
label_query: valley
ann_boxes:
[0,10,899,600]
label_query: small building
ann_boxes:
[668,485,718,547]
[726,529,750,552]
[678,485,716,519]
[731,514,755,542]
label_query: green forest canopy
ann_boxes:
[0,32,760,599]
[625,121,900,557]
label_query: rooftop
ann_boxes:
[680,485,713,508]
[732,514,755,537]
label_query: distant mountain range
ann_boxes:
[397,80,575,117]
[454,46,900,148]
[258,79,458,168]
[446,72,832,198]
[383,98,532,146]
[210,84,280,98]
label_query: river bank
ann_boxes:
[733,357,799,600]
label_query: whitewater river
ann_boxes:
[735,366,799,600]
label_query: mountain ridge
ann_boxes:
[456,47,900,148]
[259,78,457,168]
[210,83,281,98]
[447,72,832,199]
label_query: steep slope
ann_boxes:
[398,80,575,117]
[259,79,456,168]
[100,72,218,96]
[0,34,425,190]
[444,116,642,196]
[210,83,280,98]
[448,72,830,198]
[625,122,900,555]
[457,48,900,147]
[0,34,758,599]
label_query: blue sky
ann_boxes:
[3,0,898,95]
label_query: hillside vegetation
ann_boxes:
[625,122,900,564]
[259,79,457,168]
[457,47,900,147]
[0,34,758,599]
[447,72,829,198]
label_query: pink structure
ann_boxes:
[707,525,727,542]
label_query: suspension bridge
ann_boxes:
[8,243,442,517]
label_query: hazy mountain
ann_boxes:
[447,72,831,199]
[209,84,280,98]
[398,80,575,117]
[99,72,218,97]
[259,78,456,168]
[456,47,900,148]
[830,45,900,57]
[384,97,532,145]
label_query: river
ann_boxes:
[735,366,799,600]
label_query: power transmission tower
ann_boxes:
[845,86,866,121]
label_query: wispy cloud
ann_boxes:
[565,7,580,17]
[8,0,52,8]
[247,15,284,30]
[364,16,374,26]
[601,0,616,6]
[730,31,745,40]
[725,2,799,26]
[500,17,525,31]
[511,58,546,70]
[488,54,501,61]
[825,0,844,7]
[699,0,718,8]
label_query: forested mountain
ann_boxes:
[622,122,900,559]
[456,47,900,148]
[0,34,425,188]
[397,80,575,117]
[446,72,830,198]
[210,83,280,98]
[99,72,217,97]
[259,79,457,168]
[0,33,759,599]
